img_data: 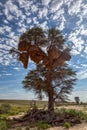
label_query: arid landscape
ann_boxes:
[0,100,87,130]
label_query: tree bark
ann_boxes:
[48,90,54,112]
[46,68,54,113]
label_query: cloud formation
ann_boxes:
[0,0,87,79]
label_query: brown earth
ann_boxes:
[47,123,87,130]
[8,105,87,130]
[8,123,87,130]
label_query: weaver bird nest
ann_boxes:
[11,40,71,68]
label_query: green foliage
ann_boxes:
[0,104,29,120]
[0,120,8,130]
[9,105,29,115]
[25,126,30,130]
[16,127,22,130]
[23,63,76,102]
[0,103,11,114]
[65,109,86,119]
[0,100,47,120]
[64,122,71,128]
[0,114,9,120]
[56,108,87,120]
[36,121,51,130]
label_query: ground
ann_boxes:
[7,123,87,130]
[47,123,87,130]
[0,100,87,130]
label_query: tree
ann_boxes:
[23,63,76,110]
[10,27,72,113]
[74,97,80,104]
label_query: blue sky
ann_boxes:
[0,0,87,102]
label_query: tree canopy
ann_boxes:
[23,63,76,102]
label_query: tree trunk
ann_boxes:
[46,67,54,113]
[48,90,54,112]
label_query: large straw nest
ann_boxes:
[48,45,61,59]
[52,51,71,67]
[29,45,46,63]
[18,41,71,69]
[18,40,30,68]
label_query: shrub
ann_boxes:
[36,121,51,130]
[16,127,22,130]
[66,109,86,120]
[25,126,30,130]
[64,122,71,129]
[0,120,8,130]
[0,104,11,114]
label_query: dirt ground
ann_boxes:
[56,105,86,111]
[8,105,87,130]
[47,123,87,130]
[8,123,87,130]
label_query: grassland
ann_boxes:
[0,99,47,106]
[0,99,87,119]
[0,100,87,130]
[0,99,47,119]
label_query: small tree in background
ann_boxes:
[74,97,80,104]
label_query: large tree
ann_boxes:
[23,63,76,111]
[10,27,72,112]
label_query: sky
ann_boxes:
[0,0,87,102]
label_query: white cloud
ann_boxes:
[84,46,87,53]
[81,64,87,67]
[17,27,27,33]
[3,0,24,22]
[33,17,39,25]
[81,4,87,18]
[77,69,87,80]
[68,0,82,15]
[39,21,48,29]
[18,0,33,9]
[58,15,66,30]
[38,7,48,19]
[3,73,12,76]
[41,0,51,6]
[31,5,38,12]
[50,0,63,13]
[69,31,84,55]
[13,67,20,71]
[0,57,3,64]
[0,0,87,80]
[0,2,3,7]
[26,18,32,24]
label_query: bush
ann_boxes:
[25,126,30,130]
[0,120,8,130]
[36,121,51,130]
[0,104,11,114]
[16,127,22,130]
[64,122,71,129]
[66,109,86,120]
